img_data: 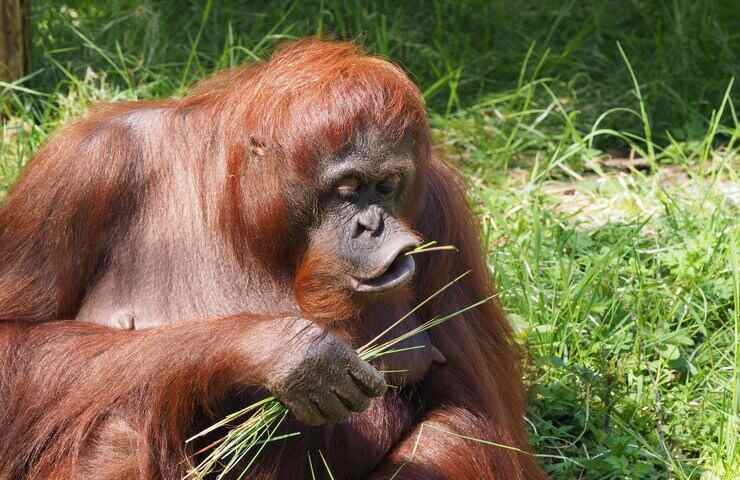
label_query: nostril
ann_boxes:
[352,220,366,238]
[356,206,383,235]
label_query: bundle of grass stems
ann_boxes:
[186,243,492,479]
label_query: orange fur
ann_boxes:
[0,39,545,479]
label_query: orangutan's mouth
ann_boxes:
[349,253,416,293]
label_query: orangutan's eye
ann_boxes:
[336,177,361,200]
[376,174,401,197]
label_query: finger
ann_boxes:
[310,391,350,424]
[333,379,371,412]
[283,397,325,427]
[348,361,387,397]
[431,346,447,365]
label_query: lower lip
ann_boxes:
[350,255,416,293]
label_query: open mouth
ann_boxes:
[350,252,417,293]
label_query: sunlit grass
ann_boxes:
[1,2,738,478]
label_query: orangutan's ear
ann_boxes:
[219,138,290,267]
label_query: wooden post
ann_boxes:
[0,0,28,82]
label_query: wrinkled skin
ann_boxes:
[268,131,428,424]
[311,131,421,288]
[264,319,387,426]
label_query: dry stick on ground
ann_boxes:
[0,0,28,82]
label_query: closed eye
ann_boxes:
[376,174,401,196]
[336,177,361,200]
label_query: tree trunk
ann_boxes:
[0,0,29,82]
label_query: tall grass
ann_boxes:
[6,0,738,146]
[1,2,738,478]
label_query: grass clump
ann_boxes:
[186,272,495,479]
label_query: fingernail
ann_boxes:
[432,346,447,364]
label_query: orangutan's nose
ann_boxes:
[353,205,384,237]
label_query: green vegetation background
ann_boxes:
[1,1,738,479]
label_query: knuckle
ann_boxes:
[334,409,351,422]
[302,415,326,427]
[370,377,387,396]
[354,397,371,411]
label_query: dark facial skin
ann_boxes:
[313,132,421,294]
[264,317,388,426]
[272,131,444,426]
